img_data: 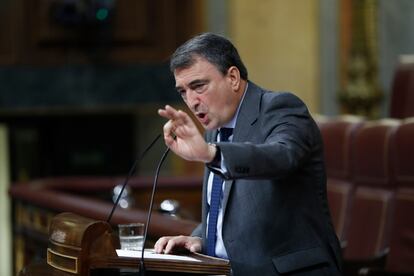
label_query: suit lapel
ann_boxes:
[203,129,218,212]
[233,82,261,142]
[221,81,262,219]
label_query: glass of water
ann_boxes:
[118,222,145,251]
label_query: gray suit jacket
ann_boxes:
[192,82,342,275]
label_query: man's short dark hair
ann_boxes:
[170,33,248,80]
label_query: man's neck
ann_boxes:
[222,80,248,129]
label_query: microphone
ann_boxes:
[105,130,170,275]
[106,134,161,223]
[139,146,171,276]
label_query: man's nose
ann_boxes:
[186,89,200,109]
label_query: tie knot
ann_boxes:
[219,128,233,142]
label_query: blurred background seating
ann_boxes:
[315,116,414,275]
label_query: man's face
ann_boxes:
[174,57,241,130]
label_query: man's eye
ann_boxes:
[177,89,186,98]
[194,83,206,93]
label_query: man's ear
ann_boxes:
[227,66,241,91]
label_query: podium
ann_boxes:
[27,212,231,275]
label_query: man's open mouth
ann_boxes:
[197,113,206,120]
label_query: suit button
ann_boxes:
[235,167,249,174]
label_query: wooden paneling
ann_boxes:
[0,0,19,64]
[0,0,204,65]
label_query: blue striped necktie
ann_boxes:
[206,127,233,257]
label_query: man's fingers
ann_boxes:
[162,105,180,121]
[158,105,178,120]
[158,108,169,119]
[176,109,191,125]
[161,121,174,145]
[154,236,171,253]
[154,236,202,255]
[164,237,180,254]
[154,236,184,254]
[187,237,202,252]
[189,243,201,253]
[163,106,190,124]
[160,106,193,143]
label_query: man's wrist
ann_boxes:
[206,143,220,165]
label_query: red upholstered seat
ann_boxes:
[326,179,354,242]
[344,120,399,259]
[352,119,400,188]
[390,118,414,188]
[384,188,414,273]
[344,186,394,259]
[318,115,364,180]
[361,188,414,275]
[317,115,364,241]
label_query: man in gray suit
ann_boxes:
[155,33,342,275]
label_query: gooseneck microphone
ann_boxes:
[105,131,172,275]
[139,146,171,276]
[106,134,161,223]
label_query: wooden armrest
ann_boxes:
[359,267,414,276]
[343,249,388,276]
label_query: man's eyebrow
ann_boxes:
[175,79,208,91]
[188,79,208,87]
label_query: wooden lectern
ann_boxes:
[47,212,119,275]
[34,212,230,275]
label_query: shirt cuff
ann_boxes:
[207,143,228,175]
[208,143,220,166]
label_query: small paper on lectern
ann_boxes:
[116,249,202,262]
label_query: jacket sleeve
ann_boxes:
[191,223,203,237]
[208,92,320,180]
